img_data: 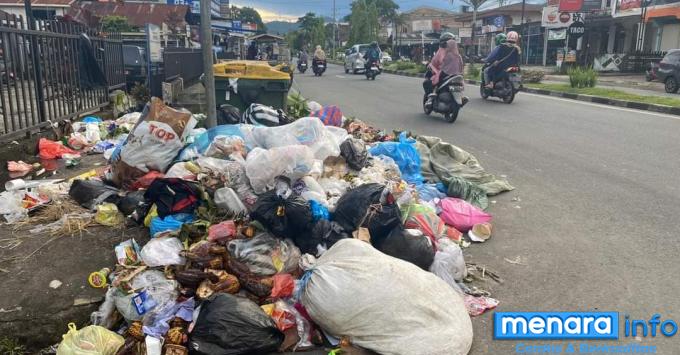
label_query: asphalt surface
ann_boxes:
[295,64,680,354]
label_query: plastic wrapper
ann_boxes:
[140,236,186,267]
[402,203,462,243]
[214,187,247,214]
[310,105,343,127]
[113,270,178,322]
[417,183,446,202]
[227,233,301,276]
[204,135,247,159]
[115,239,141,266]
[353,155,401,187]
[196,157,256,210]
[318,178,350,211]
[250,188,312,240]
[300,239,472,355]
[340,137,368,170]
[7,160,32,173]
[189,294,284,355]
[165,162,197,180]
[270,273,295,299]
[178,125,245,161]
[56,323,124,355]
[39,138,81,160]
[244,117,348,160]
[111,98,197,188]
[368,132,423,186]
[430,238,467,289]
[378,228,435,270]
[94,202,125,227]
[90,288,118,329]
[271,300,313,350]
[245,145,316,194]
[130,171,164,190]
[464,295,499,316]
[439,197,492,232]
[149,213,194,237]
[309,200,329,222]
[208,220,237,243]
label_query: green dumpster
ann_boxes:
[214,61,292,111]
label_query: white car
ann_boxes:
[381,52,392,63]
[344,44,376,74]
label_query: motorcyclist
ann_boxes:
[424,32,465,106]
[313,45,326,62]
[484,31,520,88]
[299,47,309,67]
[365,41,381,70]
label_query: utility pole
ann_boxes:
[333,0,337,59]
[520,0,526,64]
[201,0,217,127]
[24,0,46,122]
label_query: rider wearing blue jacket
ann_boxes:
[484,31,521,88]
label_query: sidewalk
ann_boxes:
[541,74,676,98]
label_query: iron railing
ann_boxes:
[0,12,124,140]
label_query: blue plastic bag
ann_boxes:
[149,213,194,237]
[369,132,423,186]
[178,125,245,161]
[82,116,102,123]
[417,183,446,202]
[310,200,330,222]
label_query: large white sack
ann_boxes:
[300,238,473,355]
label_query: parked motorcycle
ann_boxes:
[480,65,521,104]
[313,59,326,76]
[365,59,381,80]
[298,60,308,74]
[423,74,466,123]
[646,62,658,82]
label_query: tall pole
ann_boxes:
[333,0,336,59]
[24,0,46,122]
[201,0,217,127]
[520,0,526,64]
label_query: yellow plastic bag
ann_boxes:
[144,204,158,227]
[57,323,124,355]
[95,203,125,227]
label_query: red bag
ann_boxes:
[438,198,492,232]
[311,105,343,127]
[129,171,164,190]
[270,273,295,299]
[208,221,237,243]
[38,138,80,160]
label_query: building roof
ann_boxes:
[66,2,189,28]
[249,33,284,42]
[455,3,544,21]
[402,6,457,15]
[0,0,74,7]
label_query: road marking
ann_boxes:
[335,75,346,79]
[522,92,680,120]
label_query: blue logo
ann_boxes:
[494,312,619,340]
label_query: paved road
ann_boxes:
[295,65,680,354]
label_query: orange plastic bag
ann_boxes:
[39,138,80,160]
[270,273,295,299]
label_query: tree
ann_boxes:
[453,0,489,55]
[351,0,399,21]
[349,0,380,45]
[233,6,267,32]
[101,15,133,32]
[297,13,325,48]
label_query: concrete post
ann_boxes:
[201,0,217,127]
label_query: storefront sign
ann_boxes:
[492,16,505,28]
[548,28,567,40]
[542,6,584,28]
[568,21,586,38]
[594,53,626,71]
[411,20,433,32]
[558,0,602,12]
[146,24,162,62]
[613,0,642,17]
[458,27,472,38]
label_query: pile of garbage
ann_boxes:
[1,96,513,354]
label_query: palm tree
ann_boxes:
[452,0,489,55]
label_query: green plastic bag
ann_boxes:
[446,176,489,210]
[57,323,124,355]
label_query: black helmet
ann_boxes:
[371,41,378,47]
[439,32,455,43]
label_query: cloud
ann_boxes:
[231,1,301,22]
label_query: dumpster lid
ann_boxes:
[214,60,291,80]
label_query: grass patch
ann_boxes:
[385,61,426,74]
[465,64,481,81]
[526,83,680,107]
[0,337,25,355]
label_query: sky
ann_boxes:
[230,0,465,22]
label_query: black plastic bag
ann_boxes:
[68,179,120,210]
[217,104,242,125]
[340,137,368,170]
[333,183,402,245]
[295,219,349,255]
[250,189,312,240]
[116,190,150,224]
[144,178,200,218]
[379,227,435,270]
[189,293,284,355]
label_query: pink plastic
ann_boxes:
[207,220,237,243]
[438,198,492,232]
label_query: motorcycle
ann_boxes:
[646,62,658,82]
[480,64,521,104]
[423,74,466,123]
[298,60,308,74]
[313,59,326,76]
[365,59,381,80]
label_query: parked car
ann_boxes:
[344,44,372,74]
[123,45,147,89]
[658,49,680,93]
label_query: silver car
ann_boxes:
[344,44,371,74]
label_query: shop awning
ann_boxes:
[645,5,680,22]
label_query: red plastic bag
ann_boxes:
[208,221,237,243]
[271,303,297,332]
[7,161,33,173]
[403,205,462,244]
[129,171,164,190]
[464,295,499,316]
[438,198,492,232]
[38,138,80,160]
[310,105,343,127]
[270,274,295,299]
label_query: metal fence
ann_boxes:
[164,48,203,84]
[0,12,124,141]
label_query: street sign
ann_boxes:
[458,27,472,38]
[548,28,567,40]
[568,21,585,39]
[146,24,162,62]
[492,16,505,28]
[232,20,242,30]
[542,6,583,28]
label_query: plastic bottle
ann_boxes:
[214,187,247,214]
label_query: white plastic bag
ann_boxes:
[245,146,315,194]
[429,238,467,291]
[301,239,472,355]
[246,117,344,160]
[113,270,178,322]
[140,237,185,267]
